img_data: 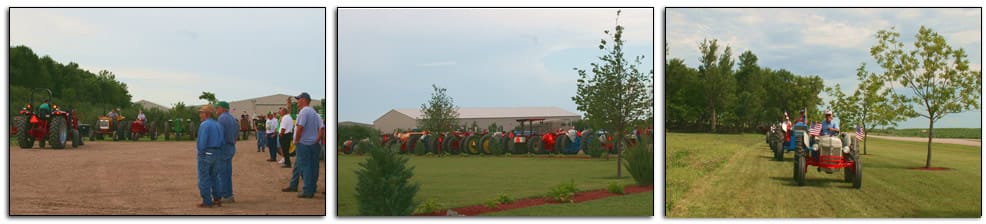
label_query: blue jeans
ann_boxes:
[219,144,236,198]
[288,155,302,189]
[267,134,278,160]
[257,131,266,151]
[297,143,320,195]
[197,149,222,205]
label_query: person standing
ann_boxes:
[215,101,239,203]
[266,112,279,162]
[291,92,323,198]
[255,115,266,152]
[195,105,224,208]
[278,107,294,168]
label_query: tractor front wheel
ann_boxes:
[556,135,569,155]
[529,136,544,154]
[16,116,33,149]
[480,135,492,155]
[49,116,68,149]
[72,129,80,148]
[464,135,479,155]
[794,149,806,186]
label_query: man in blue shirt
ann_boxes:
[215,101,239,203]
[195,104,224,208]
[821,110,839,136]
[289,92,324,198]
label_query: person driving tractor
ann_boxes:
[821,110,838,136]
[39,100,51,118]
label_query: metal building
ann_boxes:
[372,107,581,133]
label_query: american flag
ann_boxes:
[856,127,864,141]
[809,122,822,136]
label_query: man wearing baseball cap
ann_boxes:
[821,110,839,136]
[215,101,239,203]
[195,104,224,208]
[288,92,324,198]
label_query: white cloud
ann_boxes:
[950,29,981,45]
[799,14,872,48]
[417,61,457,67]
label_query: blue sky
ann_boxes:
[10,8,326,107]
[338,8,654,124]
[666,8,982,129]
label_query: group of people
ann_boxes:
[195,92,325,208]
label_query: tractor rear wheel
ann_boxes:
[464,135,480,155]
[16,115,33,149]
[444,134,461,155]
[49,116,68,149]
[72,129,80,148]
[853,153,862,189]
[480,135,491,155]
[426,134,442,154]
[529,136,544,154]
[556,135,569,155]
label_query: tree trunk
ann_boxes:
[925,118,934,168]
[711,108,718,132]
[616,130,622,178]
[862,122,867,155]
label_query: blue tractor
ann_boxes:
[773,120,812,161]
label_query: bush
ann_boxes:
[495,193,514,204]
[413,138,428,156]
[624,138,654,186]
[485,200,499,209]
[607,182,625,195]
[586,139,604,158]
[415,198,443,214]
[339,125,381,148]
[355,145,420,216]
[547,180,579,203]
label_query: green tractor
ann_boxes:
[164,118,196,141]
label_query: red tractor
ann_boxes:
[381,129,428,154]
[128,119,158,141]
[14,88,83,149]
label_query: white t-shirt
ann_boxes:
[266,117,278,134]
[279,114,294,135]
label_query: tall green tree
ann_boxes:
[198,92,217,105]
[734,50,764,130]
[573,10,653,178]
[697,39,736,132]
[827,63,909,155]
[870,26,982,168]
[418,84,460,133]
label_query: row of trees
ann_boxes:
[665,40,825,133]
[9,45,137,124]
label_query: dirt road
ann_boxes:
[866,135,981,147]
[10,139,326,215]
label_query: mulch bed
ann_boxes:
[414,185,654,216]
[909,167,951,171]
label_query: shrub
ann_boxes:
[413,138,428,156]
[624,138,654,186]
[355,146,420,216]
[547,180,579,203]
[495,193,514,204]
[485,200,499,209]
[607,182,625,195]
[415,198,443,214]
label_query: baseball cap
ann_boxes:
[294,92,311,100]
[824,110,833,115]
[215,101,230,109]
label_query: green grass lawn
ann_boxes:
[666,133,981,218]
[337,155,650,216]
[868,128,981,139]
[483,191,654,216]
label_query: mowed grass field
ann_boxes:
[666,133,981,218]
[868,128,981,139]
[337,155,653,216]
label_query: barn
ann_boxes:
[372,107,581,133]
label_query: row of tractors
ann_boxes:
[342,118,653,156]
[765,113,862,189]
[11,88,209,150]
